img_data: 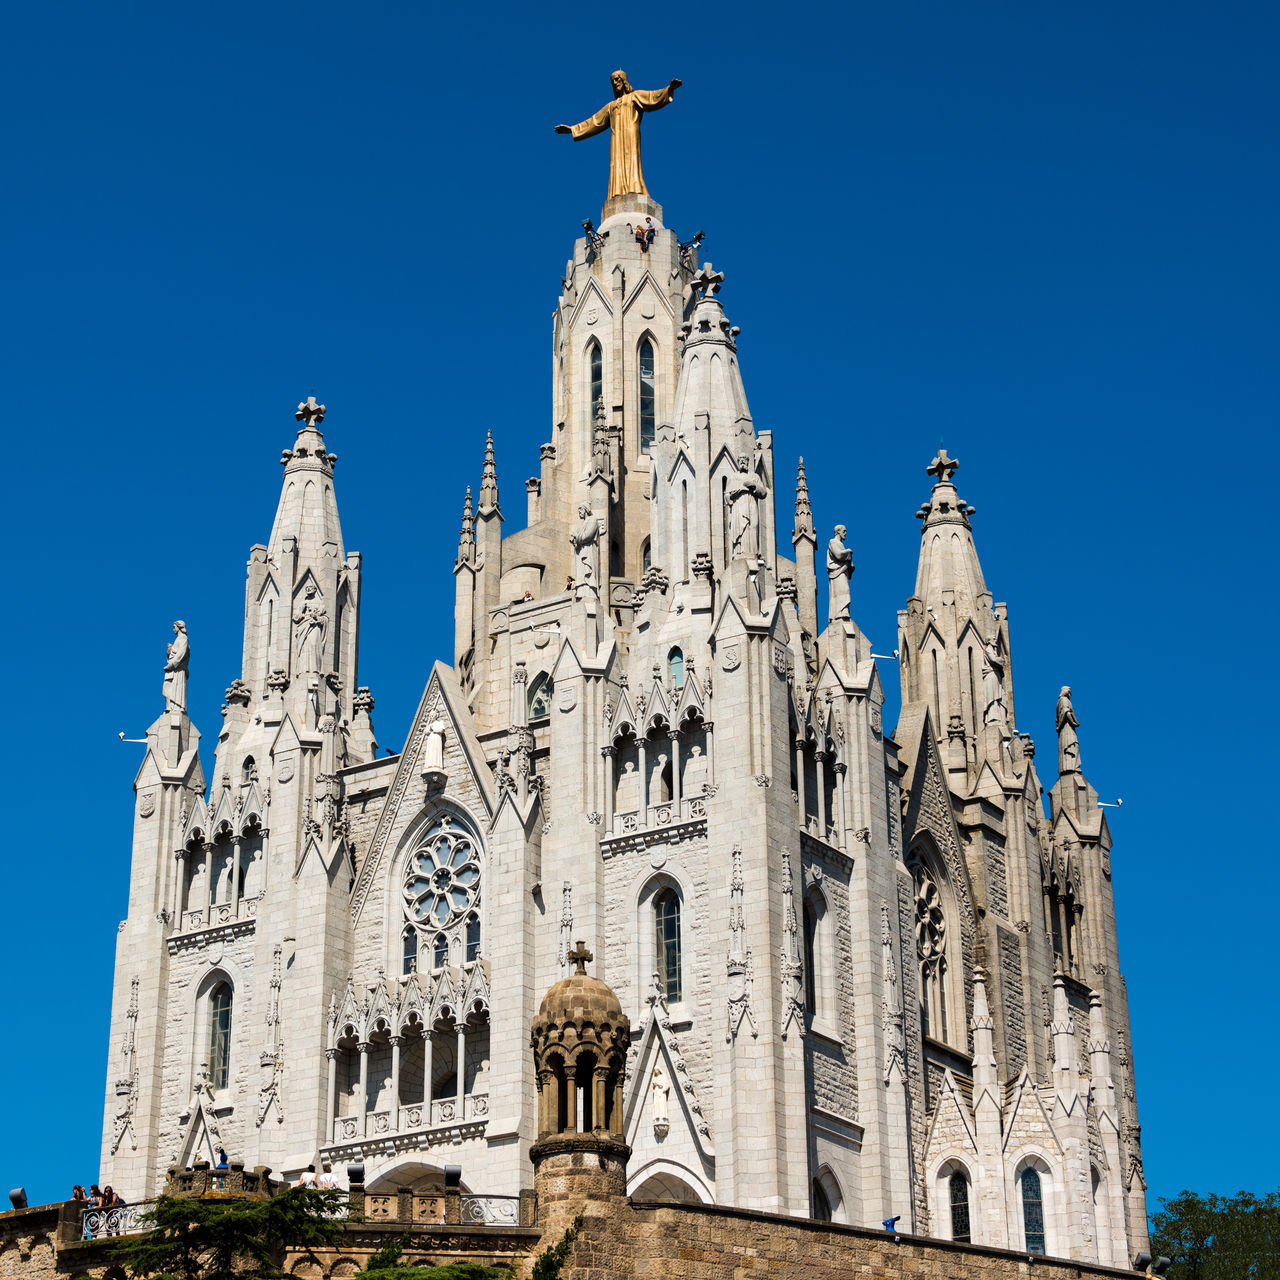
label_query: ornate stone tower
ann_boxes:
[530,942,631,1238]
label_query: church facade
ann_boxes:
[99,164,1150,1265]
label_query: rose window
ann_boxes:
[404,817,482,929]
[912,862,946,971]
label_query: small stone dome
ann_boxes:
[536,970,625,1027]
[530,942,631,1143]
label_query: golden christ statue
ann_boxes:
[555,70,682,199]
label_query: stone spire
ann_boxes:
[668,265,753,448]
[242,397,363,733]
[456,485,476,567]
[793,459,818,639]
[911,450,984,607]
[478,431,500,514]
[267,397,347,562]
[898,448,1014,774]
[648,265,775,606]
[794,458,813,532]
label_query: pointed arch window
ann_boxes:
[654,889,682,1003]
[949,1170,972,1243]
[402,924,418,975]
[528,672,553,720]
[812,1179,832,1222]
[433,933,449,969]
[1021,1168,1046,1254]
[667,647,685,691]
[909,851,949,1043]
[587,341,603,422]
[638,338,656,454]
[641,538,651,574]
[465,912,481,964]
[209,983,233,1091]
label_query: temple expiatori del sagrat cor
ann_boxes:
[100,69,1150,1266]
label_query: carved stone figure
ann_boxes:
[651,1062,671,1126]
[981,636,1007,727]
[555,70,682,199]
[293,585,328,675]
[727,455,767,562]
[1057,685,1081,774]
[826,524,854,623]
[162,621,190,713]
[570,504,603,593]
[424,719,447,778]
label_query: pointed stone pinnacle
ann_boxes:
[794,457,813,522]
[479,432,499,512]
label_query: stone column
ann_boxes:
[593,1065,609,1132]
[389,1036,402,1131]
[794,740,806,825]
[201,841,214,925]
[325,1048,338,1144]
[602,745,614,832]
[637,738,648,818]
[833,762,848,849]
[455,1024,467,1120]
[668,729,682,812]
[423,1029,434,1125]
[357,1042,370,1137]
[814,752,828,834]
[174,848,189,922]
[230,836,242,917]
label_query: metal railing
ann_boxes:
[82,1200,155,1239]
[460,1194,522,1226]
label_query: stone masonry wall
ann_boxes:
[553,1199,1144,1280]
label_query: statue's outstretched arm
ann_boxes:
[558,106,611,140]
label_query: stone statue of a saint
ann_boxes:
[727,455,768,562]
[981,637,1007,727]
[293,584,328,675]
[555,71,682,199]
[424,719,447,778]
[570,504,603,593]
[651,1062,670,1125]
[826,524,854,623]
[162,620,190,713]
[1056,686,1081,774]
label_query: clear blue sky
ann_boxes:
[2,1,1275,1213]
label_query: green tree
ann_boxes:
[115,1186,348,1279]
[357,1235,512,1280]
[1149,1188,1280,1280]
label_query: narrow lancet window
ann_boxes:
[402,925,418,975]
[1022,1168,1046,1254]
[655,889,682,1003]
[668,647,685,690]
[950,1170,972,1243]
[639,338,655,453]
[209,983,233,1090]
[588,341,603,422]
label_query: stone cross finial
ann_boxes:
[567,939,593,975]
[926,448,958,483]
[296,396,326,428]
[691,264,725,297]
